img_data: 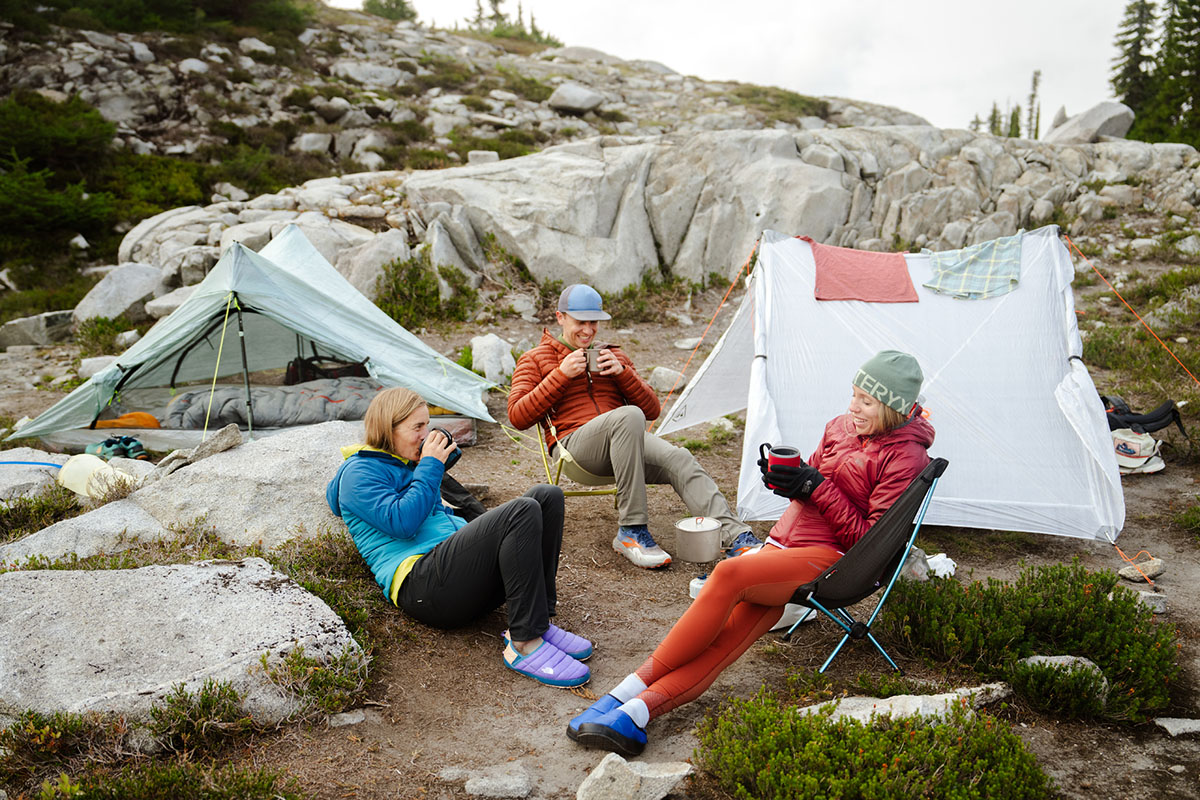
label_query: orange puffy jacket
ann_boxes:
[507,329,661,448]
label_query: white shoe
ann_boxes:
[770,603,816,632]
[613,526,672,569]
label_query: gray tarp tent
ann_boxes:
[10,225,494,445]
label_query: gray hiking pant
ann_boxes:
[557,406,748,545]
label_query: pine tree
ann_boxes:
[987,102,1003,136]
[1111,1,1159,113]
[969,114,984,133]
[1026,70,1041,138]
[1007,105,1022,137]
[1136,0,1200,144]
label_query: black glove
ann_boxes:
[763,463,824,500]
[757,454,770,477]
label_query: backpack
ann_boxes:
[1100,395,1190,441]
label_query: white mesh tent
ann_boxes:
[657,226,1124,542]
[11,225,494,445]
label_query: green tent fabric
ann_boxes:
[10,224,494,441]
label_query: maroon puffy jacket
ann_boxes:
[768,411,935,551]
[507,329,660,448]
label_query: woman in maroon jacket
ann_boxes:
[565,351,935,757]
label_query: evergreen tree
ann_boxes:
[987,102,1003,136]
[363,0,416,21]
[1007,105,1022,137]
[1111,1,1159,113]
[1026,69,1041,138]
[968,114,984,133]
[1136,0,1200,144]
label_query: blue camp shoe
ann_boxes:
[85,437,124,461]
[118,436,151,461]
[574,707,647,757]
[566,694,621,741]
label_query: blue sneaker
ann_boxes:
[726,530,763,559]
[574,707,647,756]
[613,525,671,569]
[566,693,621,741]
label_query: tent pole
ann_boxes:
[234,297,254,435]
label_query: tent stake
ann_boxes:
[235,299,254,435]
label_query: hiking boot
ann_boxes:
[613,525,671,569]
[574,707,647,757]
[503,624,593,661]
[503,640,590,688]
[566,693,621,741]
[84,437,125,461]
[725,530,763,559]
[119,436,151,461]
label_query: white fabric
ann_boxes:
[658,227,1123,542]
[14,225,495,441]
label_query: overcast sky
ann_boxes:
[326,0,1131,132]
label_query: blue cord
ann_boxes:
[0,461,63,469]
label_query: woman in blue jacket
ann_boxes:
[327,387,591,688]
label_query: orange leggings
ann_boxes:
[634,544,841,719]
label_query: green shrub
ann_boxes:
[412,54,474,92]
[696,692,1054,799]
[456,344,474,371]
[1008,660,1108,719]
[374,247,478,328]
[35,761,305,800]
[0,153,115,252]
[1174,499,1200,537]
[601,274,692,325]
[728,84,828,122]
[0,709,123,794]
[0,484,81,544]
[498,67,552,102]
[0,91,114,179]
[148,679,253,753]
[259,644,368,718]
[880,560,1179,721]
[75,315,135,358]
[363,0,416,21]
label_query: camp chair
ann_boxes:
[537,419,618,504]
[781,457,949,675]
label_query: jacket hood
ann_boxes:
[327,445,412,517]
[871,407,936,449]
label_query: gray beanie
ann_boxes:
[853,351,923,414]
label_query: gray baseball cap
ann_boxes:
[556,284,611,321]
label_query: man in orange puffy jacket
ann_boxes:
[508,284,758,570]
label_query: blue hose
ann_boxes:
[0,461,63,469]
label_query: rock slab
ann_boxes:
[0,558,359,727]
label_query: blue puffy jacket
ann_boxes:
[326,446,466,597]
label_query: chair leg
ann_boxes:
[865,633,904,674]
[781,607,817,641]
[818,634,852,674]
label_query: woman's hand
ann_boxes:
[763,463,825,500]
[421,429,458,463]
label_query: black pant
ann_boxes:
[396,485,564,642]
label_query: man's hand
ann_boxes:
[559,348,588,378]
[596,348,624,375]
[763,463,824,500]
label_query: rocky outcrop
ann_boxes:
[107,127,1199,309]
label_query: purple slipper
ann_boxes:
[504,640,590,688]
[503,625,593,661]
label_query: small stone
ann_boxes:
[1176,336,1189,344]
[576,753,692,800]
[673,337,702,350]
[1137,590,1167,614]
[328,709,365,728]
[1118,557,1165,581]
[1155,717,1200,737]
[1169,765,1186,775]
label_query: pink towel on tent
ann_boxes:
[802,236,919,303]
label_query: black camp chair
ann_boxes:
[781,457,949,675]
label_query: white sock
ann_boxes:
[619,698,649,729]
[610,673,647,703]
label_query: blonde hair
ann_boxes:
[876,403,907,434]
[364,387,426,454]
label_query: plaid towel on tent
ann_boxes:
[922,232,1023,299]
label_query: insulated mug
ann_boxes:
[421,426,461,469]
[759,442,802,490]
